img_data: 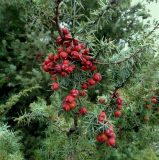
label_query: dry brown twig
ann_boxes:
[52,0,64,39]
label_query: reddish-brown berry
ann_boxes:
[114,110,121,117]
[79,107,88,115]
[93,73,102,81]
[99,98,105,104]
[51,82,60,91]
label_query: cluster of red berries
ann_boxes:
[62,89,78,111]
[143,96,159,122]
[42,27,102,113]
[62,89,87,114]
[144,96,159,110]
[113,91,123,118]
[96,126,116,147]
[96,111,116,147]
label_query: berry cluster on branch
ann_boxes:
[96,126,116,147]
[112,91,123,118]
[42,27,102,113]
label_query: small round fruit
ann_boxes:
[61,27,69,35]
[104,128,114,137]
[70,89,79,97]
[114,110,121,118]
[48,54,54,61]
[60,52,68,59]
[83,48,89,55]
[151,97,157,104]
[145,105,152,109]
[56,36,62,45]
[63,104,70,112]
[69,101,76,109]
[74,45,81,52]
[79,107,88,115]
[93,73,102,81]
[98,111,107,122]
[51,82,59,91]
[64,34,72,40]
[88,78,96,86]
[96,133,107,143]
[81,83,89,90]
[107,138,116,147]
[116,98,123,105]
[100,133,108,142]
[57,47,64,53]
[117,105,122,110]
[55,65,62,72]
[65,95,75,103]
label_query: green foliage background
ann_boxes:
[0,0,159,160]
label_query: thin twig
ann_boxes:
[53,0,64,39]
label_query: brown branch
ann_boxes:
[53,0,64,39]
[94,23,159,66]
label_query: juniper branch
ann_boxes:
[52,0,64,39]
[94,23,159,66]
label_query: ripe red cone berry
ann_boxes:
[79,107,88,115]
[70,89,79,97]
[104,128,114,137]
[107,137,116,147]
[69,101,76,109]
[64,34,72,40]
[151,97,157,104]
[60,52,68,59]
[114,110,121,118]
[83,48,89,55]
[117,105,122,110]
[66,47,72,54]
[93,73,102,81]
[63,104,70,112]
[57,47,64,53]
[116,98,123,105]
[74,45,81,52]
[88,78,96,86]
[65,95,75,103]
[61,27,69,35]
[81,83,89,90]
[53,54,59,61]
[60,72,67,77]
[73,38,79,45]
[98,111,107,123]
[56,36,62,45]
[55,65,62,72]
[51,82,60,91]
[96,133,108,143]
[48,53,54,61]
